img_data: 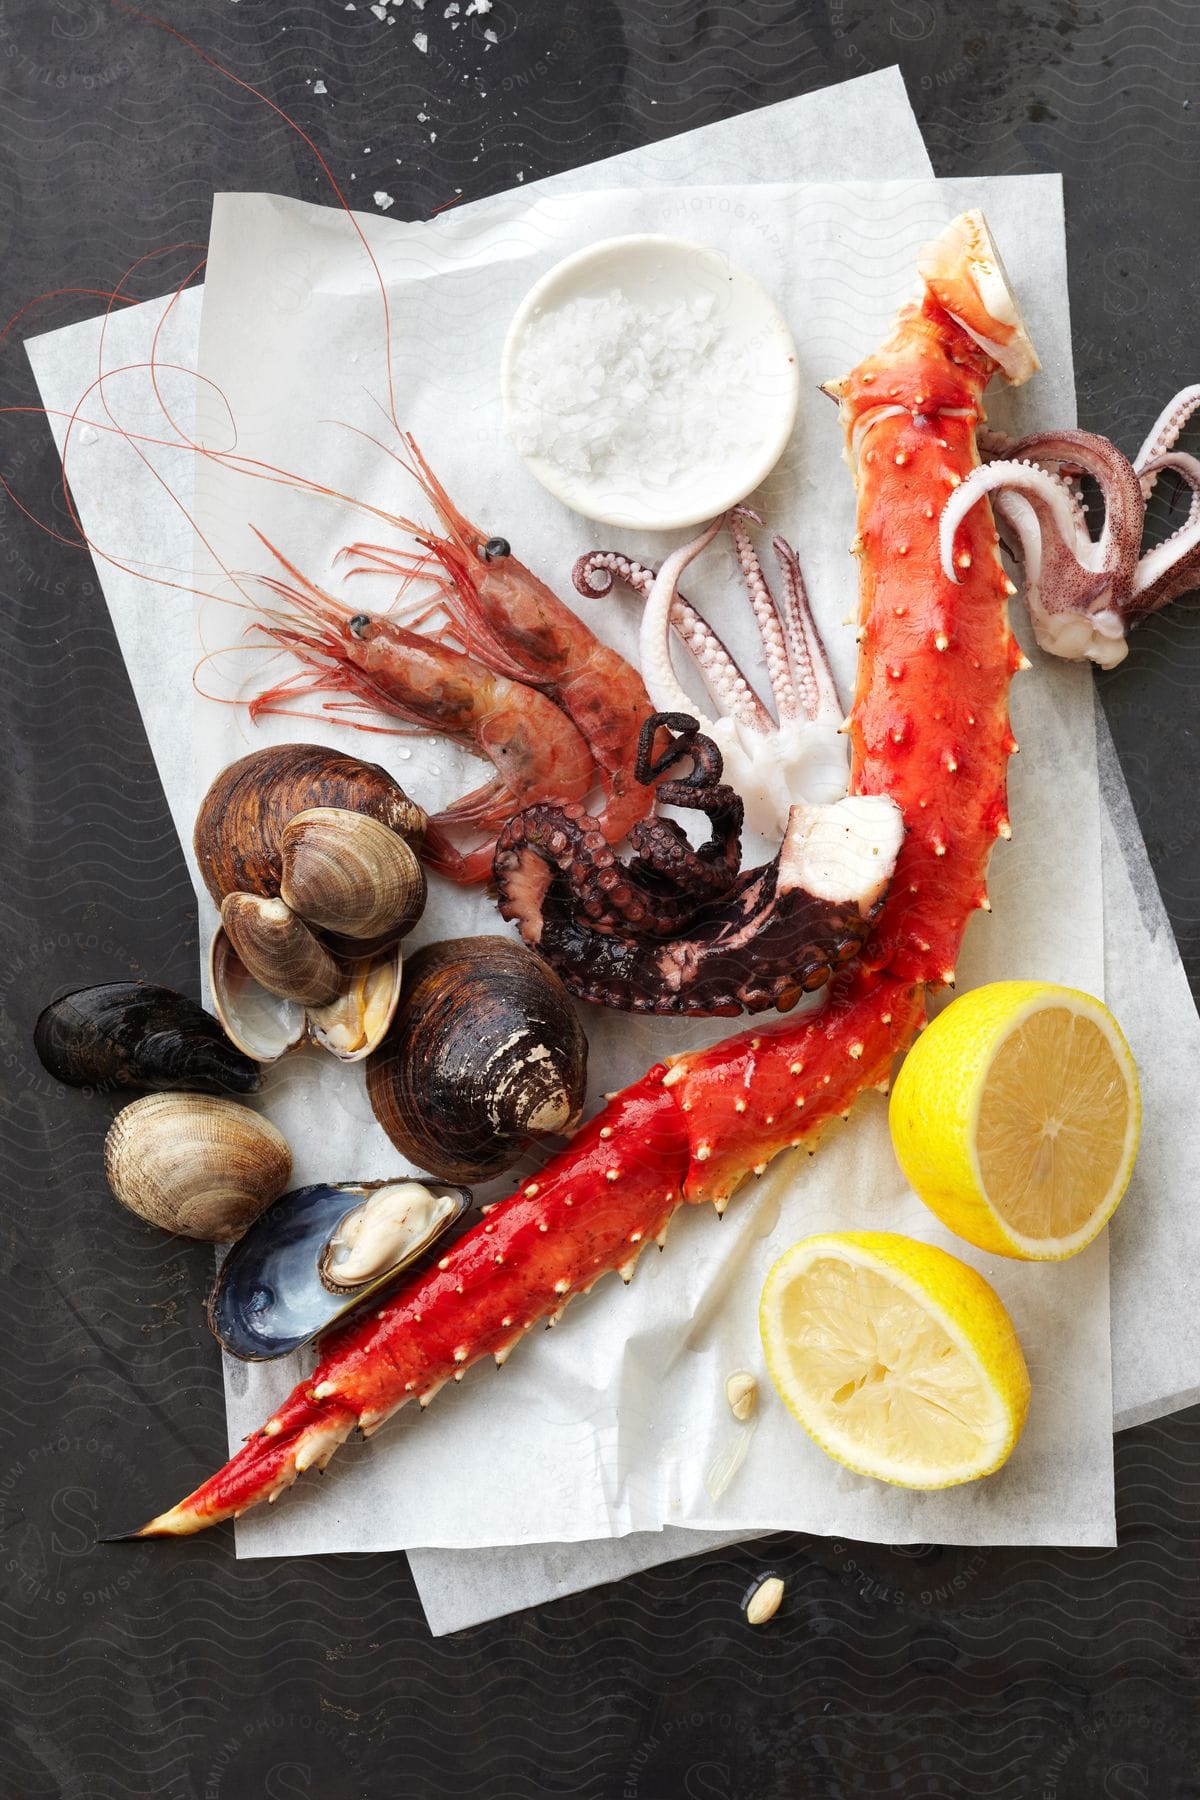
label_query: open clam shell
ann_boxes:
[208,930,403,1065]
[207,1177,471,1360]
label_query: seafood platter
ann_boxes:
[26,167,1200,1588]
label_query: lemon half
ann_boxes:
[889,981,1140,1261]
[760,1231,1030,1489]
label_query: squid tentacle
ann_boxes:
[770,535,842,724]
[729,507,803,724]
[572,550,772,735]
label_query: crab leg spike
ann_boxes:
[637,517,725,728]
[572,551,773,735]
[770,535,842,724]
[728,508,801,723]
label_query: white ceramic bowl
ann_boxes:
[500,234,800,531]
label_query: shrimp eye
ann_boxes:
[480,536,511,563]
[349,614,372,639]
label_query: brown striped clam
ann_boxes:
[196,745,426,1064]
[366,937,588,1183]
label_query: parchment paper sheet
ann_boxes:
[172,164,1112,1560]
[21,75,1199,1632]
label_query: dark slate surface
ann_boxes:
[1,3,1198,1796]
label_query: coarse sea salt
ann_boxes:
[507,289,755,490]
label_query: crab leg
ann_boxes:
[130,210,1037,1538]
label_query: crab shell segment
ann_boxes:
[665,968,925,1207]
[830,210,1035,988]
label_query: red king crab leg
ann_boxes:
[129,210,1038,1536]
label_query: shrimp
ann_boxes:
[249,543,596,882]
[340,437,660,845]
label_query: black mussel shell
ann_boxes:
[207,1178,471,1360]
[34,983,261,1096]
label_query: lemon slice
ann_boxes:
[890,981,1140,1260]
[759,1231,1030,1488]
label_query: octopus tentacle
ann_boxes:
[1002,430,1145,575]
[1129,451,1200,618]
[1132,384,1200,497]
[495,715,744,941]
[943,414,1200,664]
[940,442,1140,668]
[572,551,772,734]
[494,783,903,1016]
[626,715,744,901]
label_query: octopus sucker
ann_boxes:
[493,714,904,1017]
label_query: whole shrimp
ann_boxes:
[250,543,597,882]
[337,438,661,847]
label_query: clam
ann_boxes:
[208,932,403,1065]
[33,982,260,1096]
[194,743,426,910]
[206,1177,471,1360]
[219,893,344,1007]
[280,808,426,951]
[366,937,588,1184]
[104,1093,292,1242]
[196,746,425,1065]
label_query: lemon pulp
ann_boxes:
[975,1004,1131,1243]
[889,982,1141,1260]
[760,1232,1030,1489]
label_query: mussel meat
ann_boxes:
[33,982,261,1096]
[366,937,588,1183]
[207,1177,471,1359]
[194,744,426,910]
[104,1093,292,1242]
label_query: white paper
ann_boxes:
[170,167,1113,1561]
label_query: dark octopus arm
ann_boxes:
[493,714,904,1017]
